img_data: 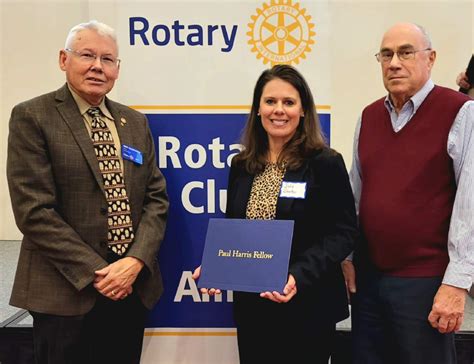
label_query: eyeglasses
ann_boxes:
[375,48,432,63]
[65,48,121,68]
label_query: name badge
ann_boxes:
[279,182,307,199]
[122,144,143,165]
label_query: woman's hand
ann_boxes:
[341,259,357,302]
[192,265,221,296]
[260,274,297,303]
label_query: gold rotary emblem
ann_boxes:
[247,0,316,65]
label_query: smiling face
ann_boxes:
[59,29,119,106]
[258,78,304,152]
[380,23,436,108]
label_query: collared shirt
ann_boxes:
[68,85,124,168]
[350,79,474,289]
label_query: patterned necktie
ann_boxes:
[87,107,134,256]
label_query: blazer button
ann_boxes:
[100,207,107,215]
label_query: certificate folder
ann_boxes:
[198,218,294,293]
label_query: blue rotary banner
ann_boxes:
[146,112,330,328]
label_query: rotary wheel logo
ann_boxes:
[247,0,316,65]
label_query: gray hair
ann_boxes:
[413,23,433,49]
[64,20,118,51]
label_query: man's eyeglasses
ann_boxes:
[375,48,432,63]
[65,48,121,68]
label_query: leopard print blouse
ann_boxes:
[246,163,286,220]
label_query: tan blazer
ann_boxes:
[7,84,169,315]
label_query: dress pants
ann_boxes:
[30,291,147,364]
[237,322,334,364]
[234,291,335,364]
[351,272,456,364]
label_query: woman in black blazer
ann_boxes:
[194,65,357,363]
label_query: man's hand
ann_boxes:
[341,259,357,301]
[260,274,297,303]
[456,71,471,90]
[94,256,144,301]
[428,284,466,333]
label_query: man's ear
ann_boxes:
[428,50,437,70]
[59,50,67,71]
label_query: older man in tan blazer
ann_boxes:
[7,20,168,364]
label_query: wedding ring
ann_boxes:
[111,290,117,296]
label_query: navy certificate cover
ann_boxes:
[198,218,294,293]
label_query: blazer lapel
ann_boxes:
[233,172,254,218]
[55,85,105,194]
[276,162,308,219]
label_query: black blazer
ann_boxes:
[226,148,358,323]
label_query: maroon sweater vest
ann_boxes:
[359,86,470,276]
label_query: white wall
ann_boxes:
[329,0,473,166]
[0,0,119,239]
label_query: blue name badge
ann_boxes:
[122,144,143,165]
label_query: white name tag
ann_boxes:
[279,182,307,199]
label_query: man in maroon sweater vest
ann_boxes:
[342,23,474,363]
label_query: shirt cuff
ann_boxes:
[442,262,473,289]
